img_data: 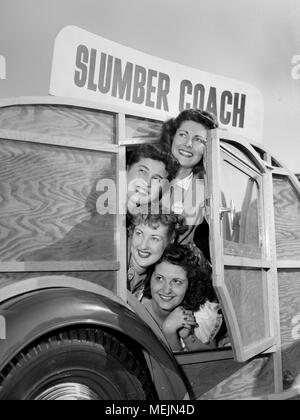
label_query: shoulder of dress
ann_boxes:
[134,288,144,302]
[191,175,204,189]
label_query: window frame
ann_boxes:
[220,150,264,259]
[0,98,128,301]
[206,129,280,362]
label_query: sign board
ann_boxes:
[50,26,264,142]
[0,55,6,80]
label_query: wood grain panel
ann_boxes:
[278,270,300,346]
[278,270,300,389]
[0,139,117,262]
[196,356,274,399]
[273,176,300,260]
[0,105,115,143]
[181,358,243,398]
[125,116,162,139]
[0,261,119,272]
[225,268,268,347]
[281,341,300,390]
[0,271,117,292]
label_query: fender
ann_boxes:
[0,287,191,400]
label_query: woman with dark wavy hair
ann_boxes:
[136,244,222,351]
[160,109,218,250]
[127,210,187,292]
[126,143,179,215]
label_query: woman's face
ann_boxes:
[171,120,207,171]
[127,157,168,210]
[150,261,188,313]
[131,223,169,270]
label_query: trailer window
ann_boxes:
[221,158,262,257]
[273,175,300,260]
[207,131,277,362]
[0,138,118,276]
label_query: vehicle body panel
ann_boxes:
[0,285,190,400]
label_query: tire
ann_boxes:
[0,328,156,400]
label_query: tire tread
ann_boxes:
[0,327,156,400]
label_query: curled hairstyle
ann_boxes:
[159,109,218,176]
[128,211,188,242]
[143,244,213,311]
[127,143,179,181]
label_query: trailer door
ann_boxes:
[206,130,277,362]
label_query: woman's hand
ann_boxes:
[162,307,197,335]
[162,307,198,351]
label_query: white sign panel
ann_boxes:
[50,26,264,142]
[0,55,6,80]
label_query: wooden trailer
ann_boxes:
[0,96,299,400]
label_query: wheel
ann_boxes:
[0,328,156,400]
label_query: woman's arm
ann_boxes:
[181,331,217,351]
[163,329,183,352]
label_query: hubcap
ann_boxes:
[34,382,100,400]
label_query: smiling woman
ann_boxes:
[126,143,178,214]
[127,158,168,210]
[136,244,222,351]
[127,212,187,292]
[160,109,218,246]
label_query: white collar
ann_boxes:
[175,172,193,191]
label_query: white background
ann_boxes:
[0,0,299,172]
